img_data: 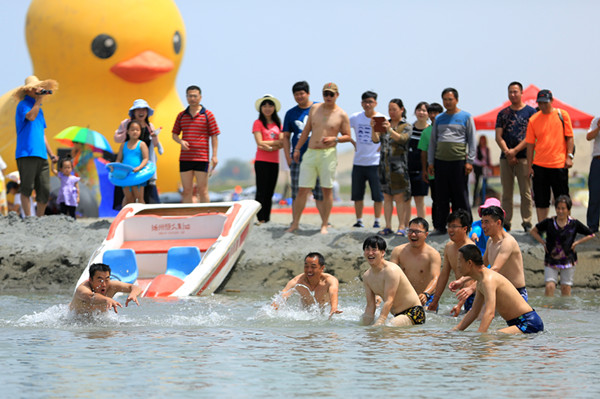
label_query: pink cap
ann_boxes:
[478,197,505,217]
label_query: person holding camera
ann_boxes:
[14,75,59,217]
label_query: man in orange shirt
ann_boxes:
[525,89,574,222]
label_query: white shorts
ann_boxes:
[298,148,337,189]
[544,265,575,286]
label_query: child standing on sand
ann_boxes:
[115,120,149,205]
[55,156,80,218]
[530,195,596,296]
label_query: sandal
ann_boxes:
[396,229,406,236]
[377,228,394,236]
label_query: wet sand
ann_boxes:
[0,206,598,294]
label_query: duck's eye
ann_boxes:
[91,34,117,59]
[173,31,182,54]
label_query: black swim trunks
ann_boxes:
[393,305,426,325]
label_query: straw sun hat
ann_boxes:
[13,75,59,100]
[254,94,281,112]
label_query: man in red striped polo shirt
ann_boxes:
[172,85,221,202]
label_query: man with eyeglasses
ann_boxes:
[390,217,441,307]
[70,263,142,314]
[349,91,386,229]
[427,209,475,316]
[287,83,352,234]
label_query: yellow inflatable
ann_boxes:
[0,0,186,192]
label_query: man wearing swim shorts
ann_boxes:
[273,252,341,318]
[450,205,529,302]
[453,245,543,334]
[287,83,352,234]
[172,85,220,203]
[390,217,441,307]
[70,263,142,314]
[361,235,425,327]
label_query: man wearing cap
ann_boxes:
[172,85,220,203]
[349,91,385,229]
[286,83,352,234]
[14,76,59,217]
[282,81,325,227]
[525,89,574,222]
[495,82,537,232]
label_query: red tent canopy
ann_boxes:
[474,84,594,130]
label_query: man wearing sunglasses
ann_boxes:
[390,217,441,307]
[287,83,351,234]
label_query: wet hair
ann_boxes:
[427,102,443,114]
[89,263,111,279]
[459,244,484,266]
[555,194,572,210]
[126,120,143,141]
[508,81,523,91]
[447,209,472,232]
[362,91,378,101]
[363,235,387,251]
[414,101,429,113]
[258,100,282,129]
[186,85,202,94]
[441,87,459,100]
[305,252,325,266]
[58,155,73,170]
[409,217,429,232]
[292,81,310,94]
[481,206,505,224]
[389,98,407,118]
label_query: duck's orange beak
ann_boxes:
[110,50,174,83]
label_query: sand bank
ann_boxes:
[0,211,598,294]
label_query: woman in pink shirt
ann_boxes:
[253,94,283,224]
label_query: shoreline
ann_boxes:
[1,207,599,294]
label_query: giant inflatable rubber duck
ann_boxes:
[0,0,186,192]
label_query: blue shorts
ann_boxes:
[463,292,476,312]
[506,310,544,334]
[517,286,528,302]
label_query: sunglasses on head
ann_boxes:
[323,91,335,97]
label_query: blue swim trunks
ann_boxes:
[463,293,476,312]
[517,286,528,302]
[506,310,544,334]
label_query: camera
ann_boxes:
[38,89,53,95]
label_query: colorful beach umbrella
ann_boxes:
[54,126,113,153]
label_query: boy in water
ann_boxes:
[362,235,425,327]
[274,252,341,317]
[70,263,142,314]
[453,244,543,334]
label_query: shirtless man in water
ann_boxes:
[274,252,341,317]
[70,263,142,314]
[286,82,352,234]
[427,209,476,316]
[362,235,425,327]
[450,205,529,302]
[453,244,543,334]
[390,217,441,307]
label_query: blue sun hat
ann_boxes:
[129,99,154,118]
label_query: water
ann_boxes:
[2,288,600,398]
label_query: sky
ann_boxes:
[1,0,600,165]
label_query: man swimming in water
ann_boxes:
[362,235,425,327]
[453,244,543,334]
[274,252,341,317]
[70,263,142,314]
